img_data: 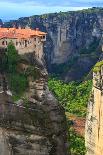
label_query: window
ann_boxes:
[2,41,5,45]
[25,40,27,47]
[6,41,7,45]
[16,42,18,46]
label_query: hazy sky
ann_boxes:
[1,0,103,21]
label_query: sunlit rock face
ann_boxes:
[85,65,103,155]
[0,53,68,155]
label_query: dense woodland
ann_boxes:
[48,78,92,154]
[48,78,92,117]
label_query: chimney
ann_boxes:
[18,25,21,29]
[36,28,39,31]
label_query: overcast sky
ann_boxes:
[1,0,103,21]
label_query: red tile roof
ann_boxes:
[0,28,47,39]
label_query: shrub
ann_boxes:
[8,73,28,95]
[69,127,86,155]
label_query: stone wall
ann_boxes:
[0,36,44,61]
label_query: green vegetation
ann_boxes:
[4,42,28,100]
[48,78,92,154]
[93,61,103,73]
[48,78,92,117]
[25,66,41,80]
[51,56,78,76]
[69,127,86,155]
[39,7,103,20]
[77,7,103,14]
[80,37,100,55]
[7,41,20,73]
[2,42,41,101]
[8,73,28,98]
[48,77,90,154]
[0,52,7,71]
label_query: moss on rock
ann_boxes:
[93,61,103,73]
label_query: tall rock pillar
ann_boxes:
[85,61,103,155]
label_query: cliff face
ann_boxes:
[4,8,103,81]
[0,54,68,155]
[85,62,103,155]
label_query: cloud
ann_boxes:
[2,0,103,7]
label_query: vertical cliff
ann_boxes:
[85,61,103,155]
[0,52,68,155]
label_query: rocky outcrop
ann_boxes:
[4,8,103,81]
[85,61,103,155]
[0,54,68,155]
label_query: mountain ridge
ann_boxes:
[3,7,103,81]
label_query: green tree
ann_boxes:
[69,127,86,155]
[8,73,28,95]
[6,41,28,100]
[7,41,20,73]
[0,52,7,72]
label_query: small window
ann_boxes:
[16,42,18,46]
[2,41,5,45]
[25,40,27,47]
[43,35,45,39]
[6,41,7,45]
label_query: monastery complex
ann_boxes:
[0,27,47,60]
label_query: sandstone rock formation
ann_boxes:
[85,62,103,155]
[0,54,68,155]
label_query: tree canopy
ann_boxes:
[7,41,20,73]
